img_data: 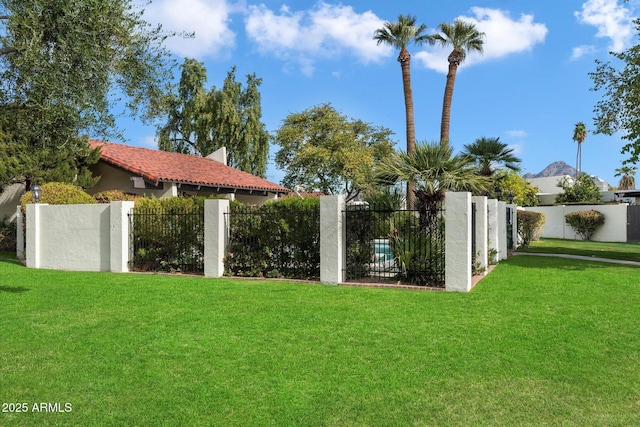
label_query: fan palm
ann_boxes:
[374,14,432,209]
[376,142,488,230]
[615,165,637,190]
[430,20,485,148]
[462,137,521,178]
[573,122,588,177]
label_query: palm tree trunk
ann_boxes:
[399,47,416,209]
[440,50,462,148]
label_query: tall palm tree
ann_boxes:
[573,122,588,178]
[430,20,485,148]
[615,165,637,190]
[374,14,432,209]
[462,137,521,178]
[376,141,488,230]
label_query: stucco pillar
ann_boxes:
[508,204,518,251]
[498,201,508,260]
[204,199,229,278]
[487,199,499,264]
[16,205,24,261]
[445,192,472,292]
[320,195,345,285]
[110,201,134,272]
[472,196,488,275]
[26,203,47,269]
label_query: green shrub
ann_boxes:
[93,190,139,203]
[0,217,17,251]
[564,210,605,241]
[19,182,96,240]
[20,182,96,212]
[517,211,546,248]
[131,196,206,273]
[225,197,320,279]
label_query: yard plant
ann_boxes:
[564,209,605,240]
[1,251,639,425]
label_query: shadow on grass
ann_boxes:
[507,254,639,271]
[0,285,29,293]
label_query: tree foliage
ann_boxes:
[572,122,587,177]
[375,141,488,229]
[555,175,603,204]
[158,59,269,177]
[614,165,637,190]
[0,0,175,188]
[430,20,485,147]
[273,103,395,201]
[374,14,432,209]
[462,137,521,178]
[494,170,539,207]
[590,19,640,165]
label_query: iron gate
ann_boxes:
[344,203,445,287]
[507,206,514,250]
[128,206,204,273]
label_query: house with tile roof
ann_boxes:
[87,140,289,204]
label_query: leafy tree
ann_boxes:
[462,137,521,178]
[555,175,603,204]
[590,18,640,165]
[273,104,395,201]
[158,59,269,177]
[572,122,587,177]
[430,20,485,147]
[0,0,175,189]
[614,165,637,190]
[494,170,539,207]
[375,141,488,229]
[374,14,432,208]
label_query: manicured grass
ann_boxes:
[518,238,640,262]
[1,251,639,426]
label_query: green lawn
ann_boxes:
[1,251,639,426]
[518,238,640,262]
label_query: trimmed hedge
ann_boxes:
[565,210,605,241]
[518,211,546,248]
[20,182,96,212]
[225,197,320,279]
[130,197,206,273]
[93,190,140,203]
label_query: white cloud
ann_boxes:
[576,0,634,53]
[144,0,236,59]
[571,44,597,60]
[244,2,390,76]
[415,8,548,73]
[506,130,529,138]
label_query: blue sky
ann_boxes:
[118,0,639,187]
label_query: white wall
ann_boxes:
[0,183,24,222]
[26,202,133,271]
[524,204,628,242]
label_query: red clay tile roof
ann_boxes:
[89,140,289,194]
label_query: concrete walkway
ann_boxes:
[513,252,640,267]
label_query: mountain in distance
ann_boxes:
[523,161,580,179]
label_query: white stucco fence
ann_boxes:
[25,201,133,272]
[22,194,513,292]
[523,204,628,242]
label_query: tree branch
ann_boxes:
[0,46,17,55]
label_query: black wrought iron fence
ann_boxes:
[344,203,445,287]
[224,202,320,279]
[129,206,204,273]
[507,206,514,250]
